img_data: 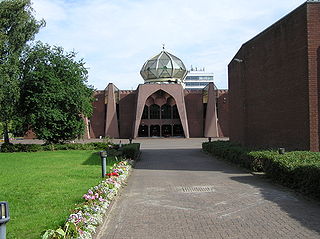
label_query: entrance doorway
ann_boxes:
[173,124,184,137]
[138,125,148,137]
[162,124,172,137]
[150,125,160,137]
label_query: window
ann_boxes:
[172,105,179,119]
[186,82,209,86]
[161,104,171,119]
[142,105,148,119]
[150,104,160,119]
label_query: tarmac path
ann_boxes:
[96,138,320,239]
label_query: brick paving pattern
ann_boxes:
[97,139,320,239]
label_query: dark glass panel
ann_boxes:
[161,104,171,119]
[150,104,160,119]
[142,105,148,119]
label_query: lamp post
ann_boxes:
[0,202,10,239]
[99,151,107,178]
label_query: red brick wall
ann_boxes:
[119,91,136,138]
[184,90,204,137]
[90,91,106,138]
[307,3,320,151]
[228,59,245,144]
[229,3,311,150]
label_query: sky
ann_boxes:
[32,0,305,90]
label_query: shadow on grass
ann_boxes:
[82,152,100,165]
[82,152,117,166]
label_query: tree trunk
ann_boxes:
[3,121,10,144]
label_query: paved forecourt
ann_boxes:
[97,138,320,239]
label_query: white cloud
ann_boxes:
[32,0,305,89]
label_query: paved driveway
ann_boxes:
[97,138,320,239]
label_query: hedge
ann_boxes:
[0,142,114,153]
[203,141,320,200]
[120,143,141,160]
[202,141,264,171]
[0,142,141,161]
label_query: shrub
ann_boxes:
[17,144,42,152]
[0,143,18,152]
[87,142,112,150]
[121,143,140,160]
[0,141,114,153]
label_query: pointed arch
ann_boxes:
[133,84,189,138]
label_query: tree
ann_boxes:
[20,42,94,144]
[0,0,44,143]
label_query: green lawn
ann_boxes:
[0,150,115,239]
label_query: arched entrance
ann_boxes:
[137,90,186,138]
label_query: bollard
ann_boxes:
[208,137,212,142]
[0,202,10,239]
[129,138,132,144]
[278,148,285,154]
[99,151,107,178]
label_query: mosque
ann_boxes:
[84,49,229,139]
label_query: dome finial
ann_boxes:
[162,43,165,50]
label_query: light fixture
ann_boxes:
[99,151,108,178]
[0,201,10,239]
[233,58,243,63]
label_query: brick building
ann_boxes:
[86,50,229,139]
[228,1,320,151]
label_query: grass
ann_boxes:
[0,150,117,239]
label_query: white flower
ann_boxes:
[45,160,132,239]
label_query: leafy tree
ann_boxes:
[20,42,94,144]
[0,0,44,143]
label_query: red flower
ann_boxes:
[106,172,119,177]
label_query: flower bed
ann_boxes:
[42,160,133,239]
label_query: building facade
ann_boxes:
[228,1,320,151]
[87,50,229,139]
[185,68,214,90]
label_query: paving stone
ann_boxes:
[96,139,320,239]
